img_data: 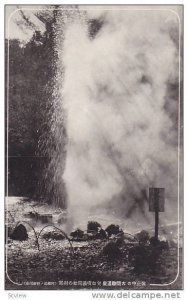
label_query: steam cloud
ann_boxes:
[57,7,180,229]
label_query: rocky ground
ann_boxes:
[5,198,183,290]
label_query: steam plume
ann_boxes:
[57,7,180,229]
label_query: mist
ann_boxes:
[57,7,180,230]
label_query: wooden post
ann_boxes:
[155,210,159,240]
[149,187,165,241]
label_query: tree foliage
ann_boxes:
[6,7,67,207]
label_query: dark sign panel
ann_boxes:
[149,187,165,212]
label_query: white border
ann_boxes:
[5,4,182,289]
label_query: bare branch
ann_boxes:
[19,10,37,31]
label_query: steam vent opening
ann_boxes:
[5,5,183,290]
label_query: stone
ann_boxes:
[88,228,108,240]
[105,224,123,237]
[70,228,84,239]
[87,221,102,233]
[10,224,28,241]
[95,229,108,239]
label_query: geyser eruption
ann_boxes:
[55,7,181,230]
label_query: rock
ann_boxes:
[95,229,108,240]
[87,221,102,233]
[102,240,122,260]
[86,232,96,240]
[87,229,108,240]
[135,230,150,245]
[70,228,84,239]
[105,224,123,237]
[10,224,28,241]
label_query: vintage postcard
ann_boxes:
[5,5,183,290]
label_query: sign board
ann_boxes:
[149,187,165,212]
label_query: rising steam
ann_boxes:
[56,7,181,229]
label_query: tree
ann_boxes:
[6,6,67,207]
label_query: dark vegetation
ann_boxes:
[5,7,67,207]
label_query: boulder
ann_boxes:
[70,228,84,239]
[87,221,102,233]
[88,229,108,240]
[105,224,123,237]
[95,229,108,240]
[10,224,28,241]
[87,232,96,240]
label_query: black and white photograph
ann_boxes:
[5,4,183,290]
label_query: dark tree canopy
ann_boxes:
[6,7,67,207]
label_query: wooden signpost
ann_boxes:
[149,187,165,240]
